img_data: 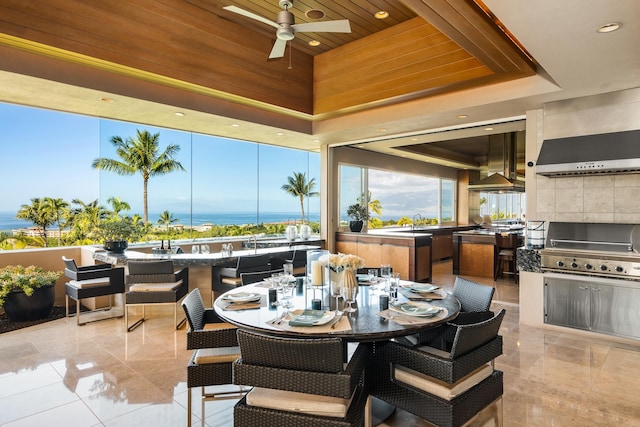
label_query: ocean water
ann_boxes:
[0,211,320,232]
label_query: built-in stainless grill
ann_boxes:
[542,222,640,340]
[540,222,640,280]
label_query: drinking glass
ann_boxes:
[380,264,392,293]
[283,263,294,276]
[367,269,379,290]
[340,284,358,312]
[390,272,400,303]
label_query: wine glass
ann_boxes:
[340,283,358,313]
[279,274,295,311]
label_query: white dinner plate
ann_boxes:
[222,292,261,303]
[401,283,440,293]
[390,302,442,317]
[288,309,336,326]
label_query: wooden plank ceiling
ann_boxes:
[0,0,535,125]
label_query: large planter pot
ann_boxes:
[104,240,128,253]
[349,220,364,232]
[3,283,55,322]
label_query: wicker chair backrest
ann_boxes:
[128,260,175,275]
[452,276,495,312]
[450,308,505,359]
[182,288,206,331]
[237,329,345,373]
[240,269,284,286]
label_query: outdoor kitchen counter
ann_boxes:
[452,229,524,278]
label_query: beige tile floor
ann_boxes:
[1,260,640,426]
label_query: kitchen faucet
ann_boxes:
[248,233,257,254]
[412,213,423,230]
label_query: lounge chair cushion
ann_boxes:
[246,386,351,417]
[194,347,240,364]
[68,277,111,289]
[393,363,493,400]
[129,279,183,292]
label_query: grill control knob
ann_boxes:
[600,265,608,271]
[616,266,624,273]
[570,262,578,268]
[585,263,593,270]
[556,261,565,267]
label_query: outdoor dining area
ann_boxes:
[179,249,505,427]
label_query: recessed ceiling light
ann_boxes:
[313,139,320,143]
[597,22,621,33]
[308,40,320,47]
[485,127,494,131]
[174,112,185,117]
[377,128,386,132]
[100,97,114,103]
[457,114,468,119]
[276,132,284,136]
[305,9,325,20]
[231,123,240,127]
[374,11,389,19]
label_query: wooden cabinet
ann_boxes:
[335,232,432,282]
[432,234,453,261]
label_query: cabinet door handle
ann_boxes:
[579,286,589,290]
[592,287,601,292]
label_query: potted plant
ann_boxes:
[0,265,61,321]
[346,202,368,232]
[94,217,145,253]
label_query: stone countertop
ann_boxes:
[94,244,321,267]
[363,224,479,237]
[517,247,542,273]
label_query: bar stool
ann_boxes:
[494,233,518,283]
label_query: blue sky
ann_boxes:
[0,102,320,218]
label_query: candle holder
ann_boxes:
[306,249,329,308]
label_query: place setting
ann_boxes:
[398,282,447,301]
[267,308,351,333]
[378,301,448,325]
[219,291,263,311]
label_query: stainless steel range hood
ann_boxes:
[536,129,640,176]
[469,132,525,193]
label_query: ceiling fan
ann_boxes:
[223,0,351,59]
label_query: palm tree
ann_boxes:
[91,129,185,224]
[281,172,319,223]
[44,197,70,246]
[157,210,179,233]
[106,196,131,220]
[16,198,56,246]
[69,198,108,242]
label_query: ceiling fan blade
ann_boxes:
[268,38,287,59]
[292,20,351,34]
[222,5,279,29]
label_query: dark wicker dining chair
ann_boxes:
[124,260,188,331]
[62,256,125,325]
[181,288,245,427]
[232,329,370,427]
[240,268,284,286]
[373,309,506,427]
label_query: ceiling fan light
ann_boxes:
[277,27,295,40]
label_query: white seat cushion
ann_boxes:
[129,279,182,292]
[194,347,240,364]
[246,387,352,418]
[221,277,242,285]
[394,363,493,400]
[68,277,111,289]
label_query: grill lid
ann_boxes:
[545,222,639,253]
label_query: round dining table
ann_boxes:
[213,279,461,426]
[213,279,461,342]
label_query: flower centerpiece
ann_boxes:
[326,253,364,312]
[0,265,62,321]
